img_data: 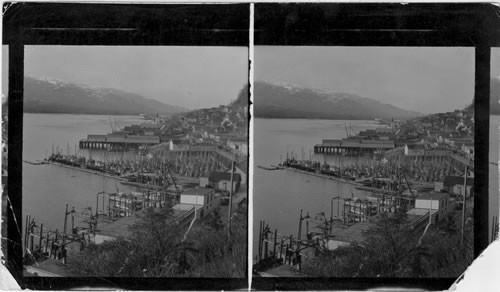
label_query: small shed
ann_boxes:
[443,176,474,198]
[208,171,241,193]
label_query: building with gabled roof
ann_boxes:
[199,171,242,193]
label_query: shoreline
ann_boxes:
[46,161,127,182]
[45,161,200,187]
[283,166,361,187]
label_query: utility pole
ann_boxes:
[297,209,310,256]
[63,203,68,239]
[330,198,334,222]
[63,203,68,264]
[461,165,468,246]
[71,206,75,233]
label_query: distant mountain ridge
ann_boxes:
[254,81,422,120]
[23,76,187,115]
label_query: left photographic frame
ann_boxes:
[2,3,250,290]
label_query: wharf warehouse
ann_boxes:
[407,192,454,224]
[172,187,220,219]
[199,171,242,193]
[314,139,395,155]
[434,176,474,199]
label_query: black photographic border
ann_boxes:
[252,3,499,291]
[4,2,500,291]
[3,2,250,290]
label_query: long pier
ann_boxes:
[79,134,160,150]
[314,139,395,155]
[46,160,128,181]
[283,166,362,186]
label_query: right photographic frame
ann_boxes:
[252,3,497,290]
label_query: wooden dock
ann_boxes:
[283,166,361,186]
[46,160,127,181]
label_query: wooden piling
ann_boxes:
[258,221,263,261]
[49,238,54,258]
[264,224,269,258]
[280,238,284,260]
[29,219,35,253]
[39,224,43,252]
[95,193,99,220]
[45,231,49,253]
[285,244,290,264]
[24,214,29,256]
[63,203,68,237]
[273,229,277,258]
[306,215,309,237]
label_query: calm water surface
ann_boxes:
[22,113,144,231]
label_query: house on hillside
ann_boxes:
[407,192,454,224]
[235,160,248,185]
[172,187,220,219]
[199,171,241,193]
[434,176,474,198]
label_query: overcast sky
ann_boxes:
[21,46,247,110]
[255,46,475,114]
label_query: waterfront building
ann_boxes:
[173,187,220,219]
[314,139,395,155]
[408,192,453,224]
[227,137,248,156]
[434,176,474,198]
[79,134,160,150]
[460,142,475,157]
[204,171,242,193]
[235,160,248,185]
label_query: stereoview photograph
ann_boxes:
[253,46,475,278]
[18,45,248,277]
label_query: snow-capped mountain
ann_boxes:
[253,81,422,120]
[23,76,187,115]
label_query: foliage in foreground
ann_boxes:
[69,206,247,277]
[302,210,473,278]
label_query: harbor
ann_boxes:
[22,108,249,277]
[254,104,476,277]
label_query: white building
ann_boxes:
[408,192,453,224]
[227,138,248,155]
[434,176,474,199]
[173,187,220,219]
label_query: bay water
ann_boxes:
[22,113,144,231]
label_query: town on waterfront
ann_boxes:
[13,45,249,277]
[252,46,480,278]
